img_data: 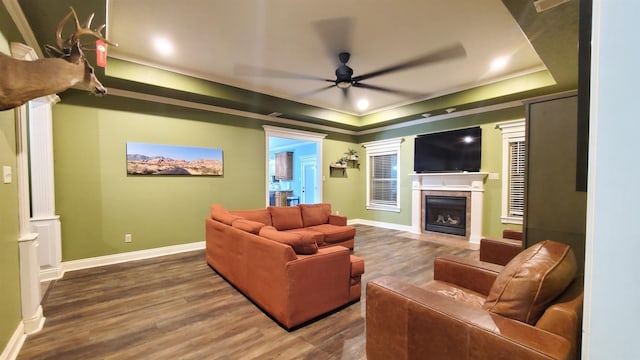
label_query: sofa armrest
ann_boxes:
[433,256,502,296]
[328,214,347,226]
[281,246,352,328]
[366,277,573,360]
[479,237,523,266]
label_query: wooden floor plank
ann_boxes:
[18,225,477,360]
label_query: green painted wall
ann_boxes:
[53,103,270,260]
[356,107,524,238]
[53,99,364,261]
[0,18,24,354]
[53,99,523,263]
[322,139,363,219]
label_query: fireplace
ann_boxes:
[424,195,467,236]
[411,172,487,243]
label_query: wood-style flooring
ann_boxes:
[18,225,478,360]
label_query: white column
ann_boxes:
[18,235,45,334]
[28,98,63,281]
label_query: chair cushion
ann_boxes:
[259,226,318,255]
[482,240,577,325]
[299,203,331,227]
[268,206,303,230]
[210,204,242,225]
[231,219,264,234]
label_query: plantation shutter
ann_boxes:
[370,153,398,206]
[508,140,525,216]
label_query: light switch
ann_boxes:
[3,166,11,184]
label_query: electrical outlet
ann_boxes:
[125,234,132,243]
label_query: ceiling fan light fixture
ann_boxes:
[336,81,352,89]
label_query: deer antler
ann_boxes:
[56,7,118,50]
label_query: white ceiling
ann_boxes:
[107,0,546,116]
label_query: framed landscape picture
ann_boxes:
[126,142,223,176]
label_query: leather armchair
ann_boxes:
[479,229,523,265]
[366,240,583,360]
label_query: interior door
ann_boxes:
[301,157,317,204]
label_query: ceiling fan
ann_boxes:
[235,17,467,101]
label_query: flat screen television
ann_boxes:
[414,127,482,173]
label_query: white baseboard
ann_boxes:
[39,267,63,282]
[61,241,205,273]
[0,321,25,360]
[348,219,416,233]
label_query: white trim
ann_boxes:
[263,125,326,206]
[348,219,415,233]
[0,321,25,360]
[262,125,327,141]
[22,306,45,335]
[61,241,205,273]
[362,138,403,212]
[497,119,526,224]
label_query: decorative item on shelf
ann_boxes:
[345,148,359,161]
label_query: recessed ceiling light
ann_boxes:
[490,56,509,72]
[153,37,174,56]
[357,99,369,111]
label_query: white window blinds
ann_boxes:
[370,154,398,206]
[508,140,525,217]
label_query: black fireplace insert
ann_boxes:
[424,195,466,236]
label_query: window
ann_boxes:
[498,120,526,224]
[362,138,402,212]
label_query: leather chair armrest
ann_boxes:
[503,229,523,240]
[479,237,523,266]
[366,277,573,360]
[328,214,347,226]
[433,256,502,296]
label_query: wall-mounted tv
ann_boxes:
[414,127,482,173]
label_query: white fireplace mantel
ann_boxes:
[410,172,488,243]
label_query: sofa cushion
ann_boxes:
[306,224,356,244]
[259,226,318,255]
[268,206,303,230]
[231,219,264,234]
[482,240,577,325]
[210,204,242,226]
[284,228,325,246]
[230,208,272,226]
[299,203,331,227]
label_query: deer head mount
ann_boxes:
[0,7,117,111]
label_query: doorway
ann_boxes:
[264,126,326,207]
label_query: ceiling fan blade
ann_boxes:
[353,82,427,98]
[234,64,331,81]
[294,84,337,100]
[313,17,354,65]
[352,42,467,82]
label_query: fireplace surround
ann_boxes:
[411,172,488,243]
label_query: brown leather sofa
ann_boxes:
[206,203,364,329]
[366,240,582,360]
